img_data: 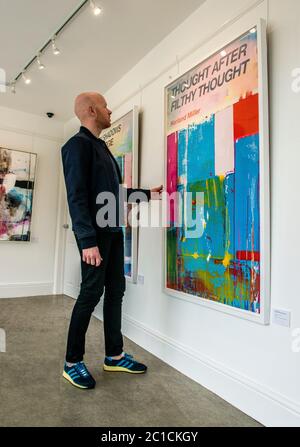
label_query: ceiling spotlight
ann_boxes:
[51,37,60,55]
[90,0,102,15]
[10,82,16,94]
[37,53,45,70]
[22,72,31,85]
[250,27,256,34]
[220,50,227,57]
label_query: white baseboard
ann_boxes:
[118,312,300,427]
[0,281,54,298]
[63,283,79,299]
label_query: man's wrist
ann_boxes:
[79,236,97,250]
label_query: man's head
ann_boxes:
[74,92,112,132]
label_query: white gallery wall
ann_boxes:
[63,0,300,426]
[0,106,64,297]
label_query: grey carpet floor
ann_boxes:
[0,295,262,427]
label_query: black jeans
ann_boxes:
[66,231,126,363]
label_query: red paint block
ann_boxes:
[236,250,260,262]
[167,132,178,225]
[233,94,259,141]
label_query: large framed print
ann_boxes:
[164,20,270,324]
[0,147,37,242]
[101,107,139,283]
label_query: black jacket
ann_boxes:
[61,126,150,249]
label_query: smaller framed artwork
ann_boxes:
[0,147,37,242]
[101,107,139,283]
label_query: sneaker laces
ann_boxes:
[125,356,139,365]
[75,362,90,377]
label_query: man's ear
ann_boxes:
[89,106,96,117]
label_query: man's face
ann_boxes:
[94,95,112,129]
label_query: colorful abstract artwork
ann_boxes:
[101,109,138,281]
[165,24,269,321]
[0,147,37,241]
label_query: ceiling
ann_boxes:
[0,0,205,122]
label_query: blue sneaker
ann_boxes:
[103,353,147,374]
[63,362,96,389]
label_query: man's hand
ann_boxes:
[82,246,103,266]
[150,185,163,200]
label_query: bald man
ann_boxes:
[61,92,162,389]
